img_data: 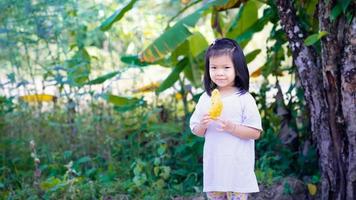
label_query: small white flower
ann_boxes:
[30,140,35,149]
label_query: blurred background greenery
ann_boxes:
[2,0,348,199]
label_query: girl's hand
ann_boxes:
[192,114,212,136]
[216,119,236,133]
[199,114,212,129]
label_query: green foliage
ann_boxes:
[245,49,261,64]
[0,96,14,116]
[156,58,188,93]
[120,55,152,67]
[106,94,146,112]
[138,0,231,63]
[139,8,202,63]
[66,48,91,86]
[330,0,352,22]
[304,31,328,46]
[226,0,259,41]
[99,0,139,31]
[85,71,120,85]
[0,98,204,199]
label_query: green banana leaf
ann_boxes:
[66,48,91,86]
[156,57,189,93]
[185,32,208,86]
[235,8,274,47]
[99,0,138,31]
[188,32,209,57]
[105,94,145,112]
[245,49,261,64]
[140,0,230,63]
[86,71,119,85]
[169,32,207,86]
[184,53,203,87]
[226,1,258,39]
[140,11,202,63]
[121,55,152,67]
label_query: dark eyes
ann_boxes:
[210,66,231,69]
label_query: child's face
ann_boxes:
[209,54,236,89]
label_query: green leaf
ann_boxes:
[159,166,171,179]
[105,94,145,112]
[85,168,97,177]
[245,49,261,64]
[183,32,207,86]
[330,4,342,21]
[173,169,188,176]
[76,156,91,164]
[106,94,141,106]
[171,41,189,65]
[121,55,151,67]
[63,150,72,159]
[226,1,258,39]
[66,48,91,86]
[140,0,230,63]
[188,32,209,57]
[140,11,202,62]
[157,144,166,155]
[99,0,138,31]
[156,58,188,93]
[235,8,273,48]
[184,54,203,87]
[86,71,119,85]
[184,58,195,84]
[340,0,351,12]
[304,31,328,46]
[227,2,244,30]
[40,177,62,191]
[154,166,160,176]
[306,0,318,16]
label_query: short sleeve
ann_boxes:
[189,93,207,136]
[240,93,263,131]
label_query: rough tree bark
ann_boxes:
[341,16,356,200]
[275,1,355,200]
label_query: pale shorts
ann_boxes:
[206,192,248,200]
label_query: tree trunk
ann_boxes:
[275,1,356,199]
[341,17,356,200]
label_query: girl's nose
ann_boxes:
[216,69,224,76]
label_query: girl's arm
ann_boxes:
[231,124,261,139]
[217,120,261,140]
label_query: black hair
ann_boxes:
[204,38,249,96]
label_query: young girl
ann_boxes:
[190,38,262,200]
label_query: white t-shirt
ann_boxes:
[189,91,262,193]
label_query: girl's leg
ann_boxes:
[226,192,248,200]
[206,192,227,200]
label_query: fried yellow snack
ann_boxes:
[209,89,223,119]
